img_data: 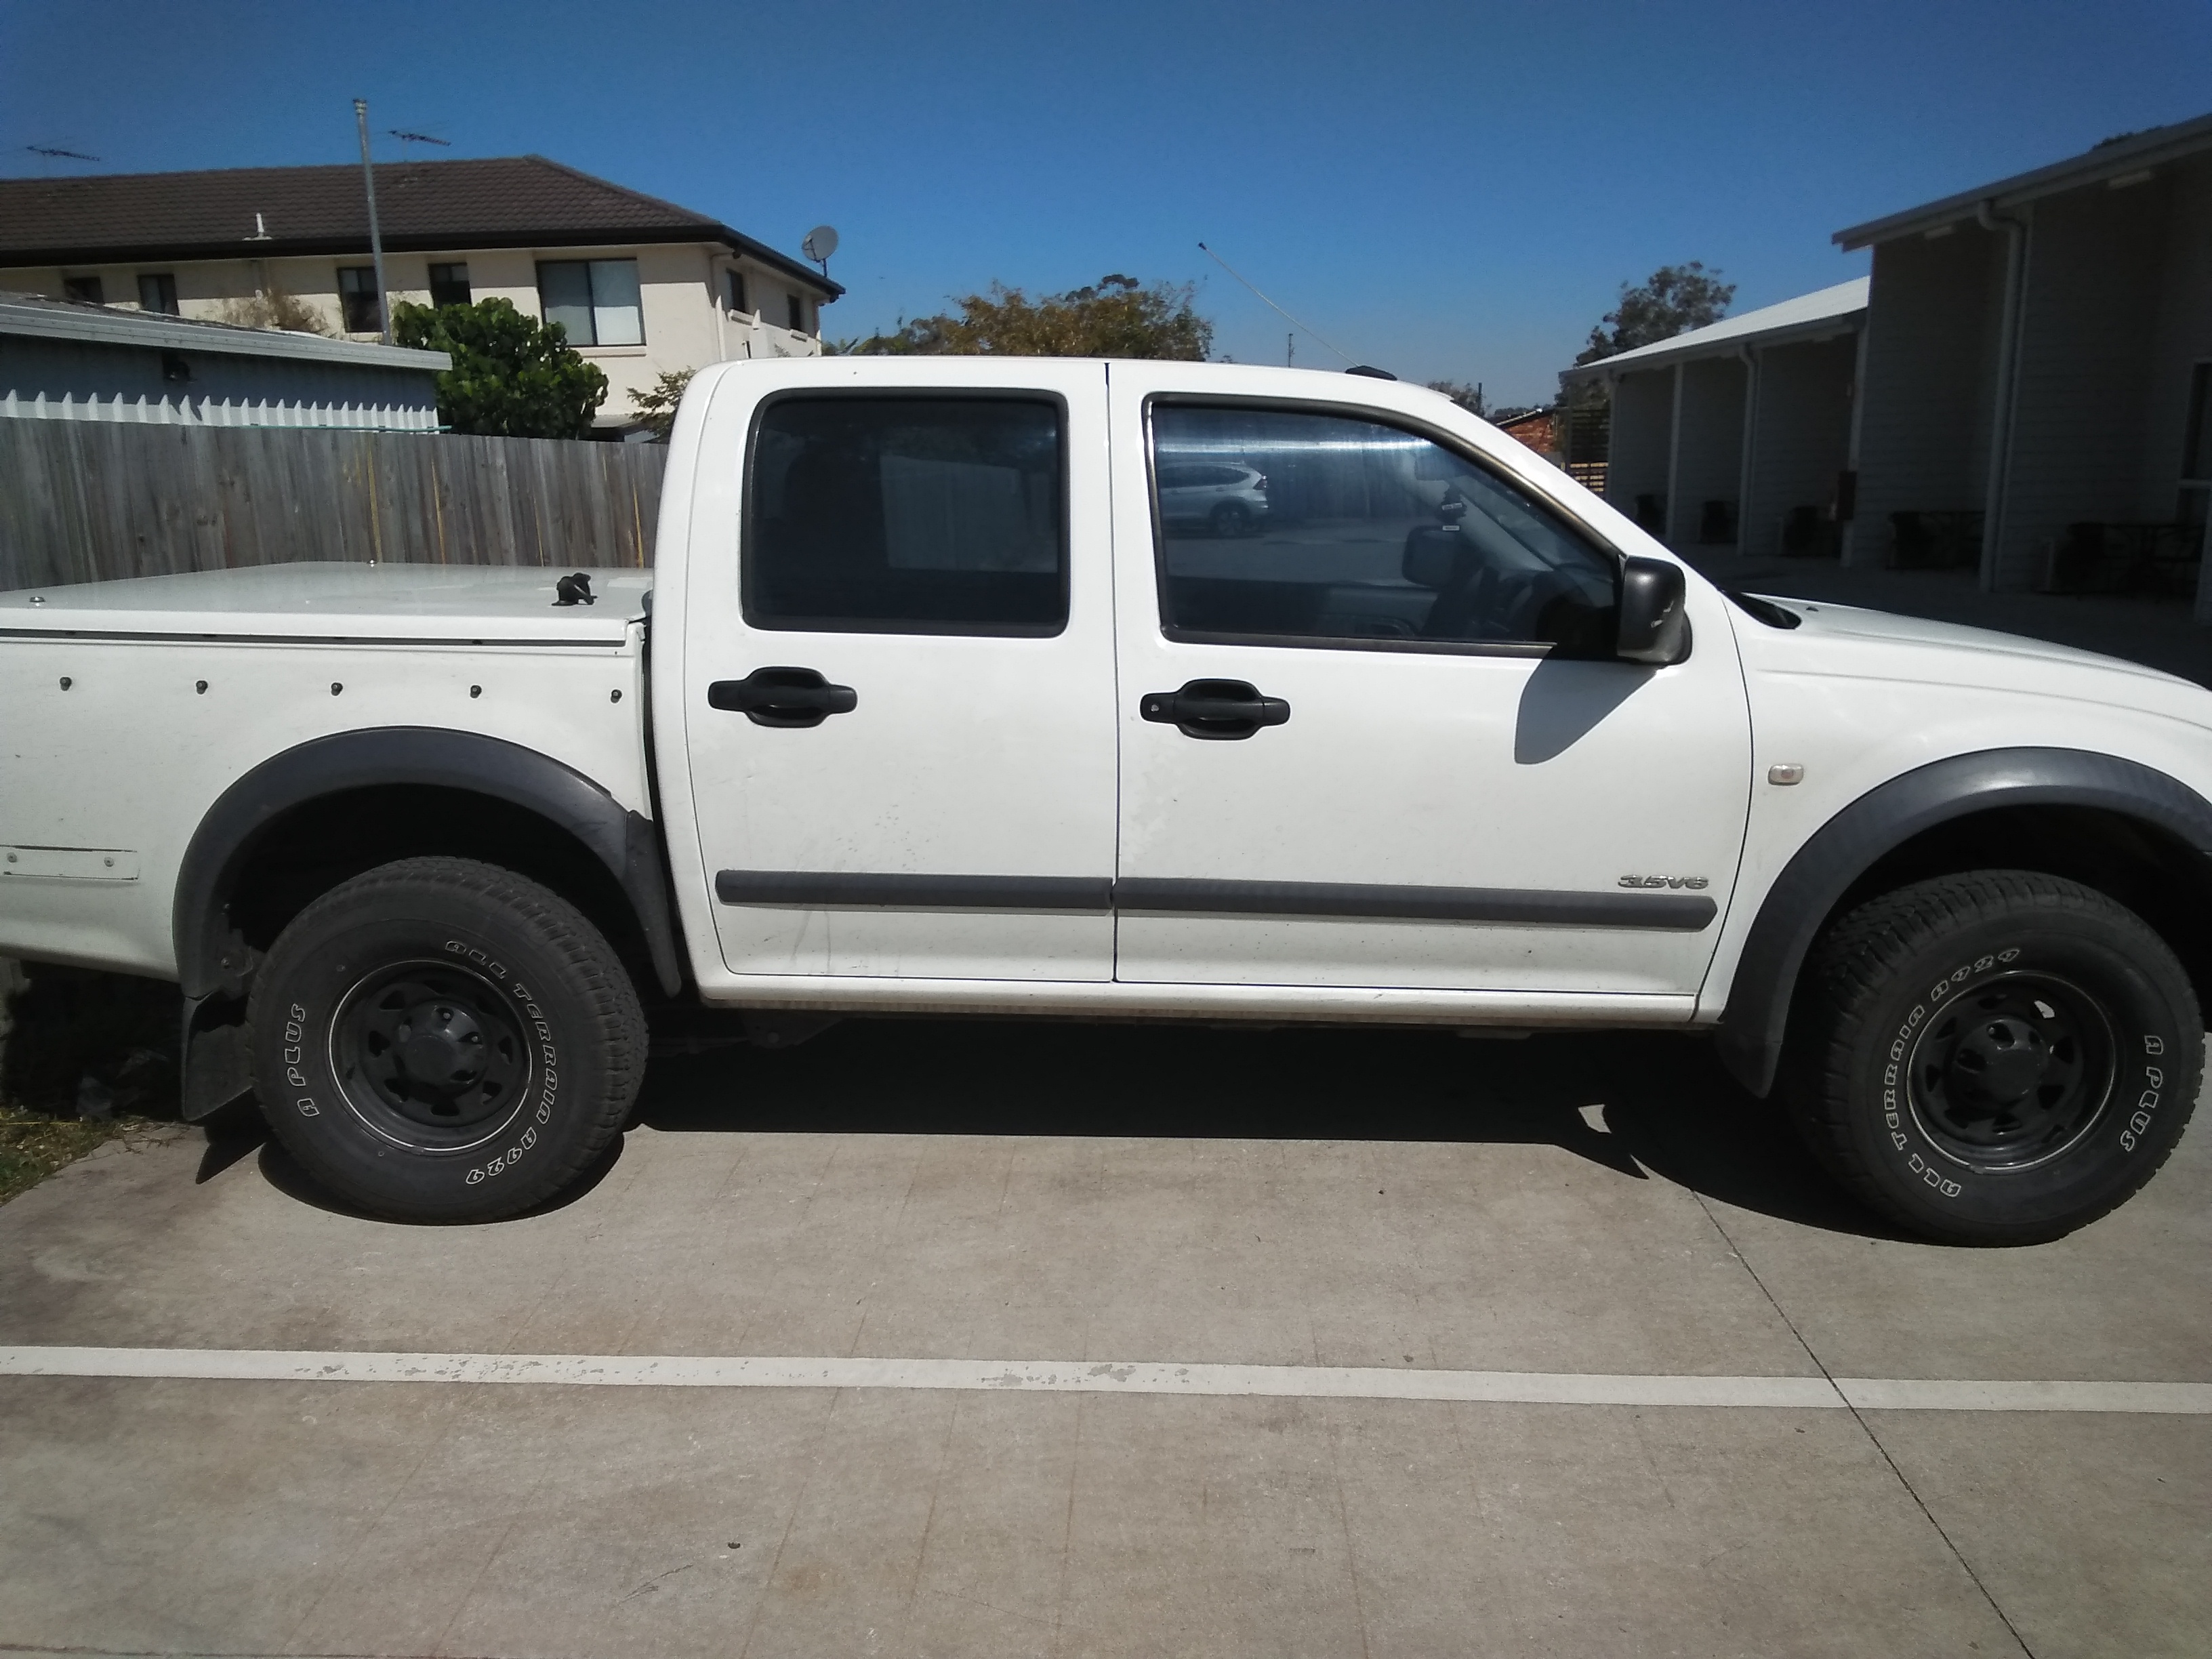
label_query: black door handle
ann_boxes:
[708,666,858,728]
[1139,678,1291,741]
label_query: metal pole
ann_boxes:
[1975,199,2028,593]
[353,99,392,345]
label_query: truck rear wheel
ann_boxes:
[247,857,646,1223]
[1784,871,2200,1245]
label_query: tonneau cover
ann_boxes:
[0,562,649,645]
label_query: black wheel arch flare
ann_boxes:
[172,726,687,1006]
[1715,745,2212,1097]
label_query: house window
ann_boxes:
[537,259,643,346]
[337,266,382,333]
[787,293,805,333]
[723,268,748,316]
[428,262,472,309]
[62,276,103,305]
[136,273,178,315]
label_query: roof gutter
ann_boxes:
[0,301,450,371]
[1556,314,1861,386]
[1,228,844,300]
[1832,108,2212,249]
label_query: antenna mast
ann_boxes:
[353,99,392,346]
[1197,241,1355,367]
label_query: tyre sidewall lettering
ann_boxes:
[463,979,562,1186]
[285,1003,322,1116]
[263,912,586,1203]
[1855,930,2182,1221]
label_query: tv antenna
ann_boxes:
[389,129,450,159]
[24,144,100,163]
[802,224,839,278]
[1197,241,1356,367]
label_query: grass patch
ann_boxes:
[1,962,181,1204]
[0,1105,145,1206]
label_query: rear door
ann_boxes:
[680,359,1118,981]
[1107,363,1751,998]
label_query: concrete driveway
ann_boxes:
[1,1018,2207,1658]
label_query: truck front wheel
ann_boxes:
[1784,871,2200,1245]
[247,857,647,1223]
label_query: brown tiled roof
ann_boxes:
[0,155,840,296]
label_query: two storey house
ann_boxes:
[0,155,843,436]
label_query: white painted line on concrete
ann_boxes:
[1,1347,2206,1413]
[1836,1376,2212,1414]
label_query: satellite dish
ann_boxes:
[801,225,839,266]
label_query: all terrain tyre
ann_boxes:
[1784,871,2200,1245]
[247,857,647,1223]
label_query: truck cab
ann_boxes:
[657,356,1744,1020]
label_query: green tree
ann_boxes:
[851,274,1212,359]
[628,368,696,442]
[392,298,608,439]
[1574,262,1735,366]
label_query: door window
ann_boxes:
[745,395,1067,635]
[1149,403,1617,653]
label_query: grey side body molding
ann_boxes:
[1713,746,2212,1098]
[176,728,685,1120]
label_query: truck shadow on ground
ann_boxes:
[218,1017,1899,1237]
[632,1017,1907,1241]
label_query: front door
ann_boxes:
[1107,364,1751,998]
[682,360,1118,981]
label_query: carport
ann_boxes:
[1560,279,1866,558]
[1835,110,2212,614]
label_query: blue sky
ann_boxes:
[4,0,2207,404]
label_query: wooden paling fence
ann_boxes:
[0,421,670,592]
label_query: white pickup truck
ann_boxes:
[3,358,2207,1242]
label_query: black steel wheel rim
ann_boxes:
[329,960,533,1152]
[1905,970,2116,1173]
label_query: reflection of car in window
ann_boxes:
[1155,461,1269,537]
[1152,405,1616,651]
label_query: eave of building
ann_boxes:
[1832,108,2212,250]
[0,295,450,371]
[1557,277,1868,387]
[3,224,844,300]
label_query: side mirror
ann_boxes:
[1617,556,1689,664]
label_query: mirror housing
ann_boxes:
[1616,556,1689,664]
